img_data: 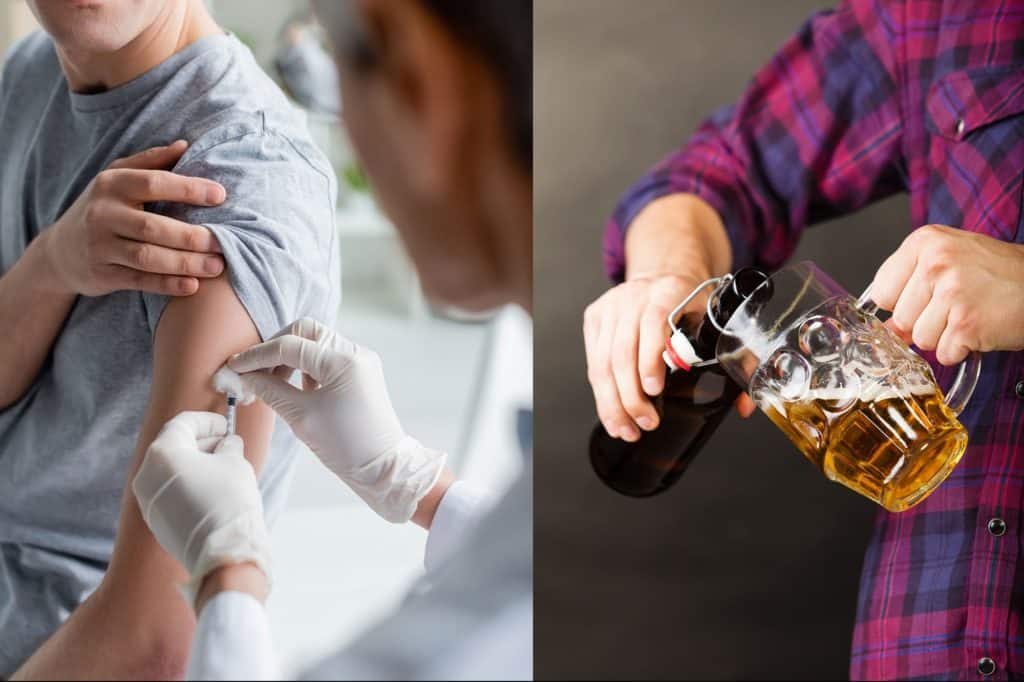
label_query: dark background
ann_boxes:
[534,1,912,679]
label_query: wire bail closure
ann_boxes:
[665,274,734,368]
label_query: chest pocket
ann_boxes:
[926,65,1024,243]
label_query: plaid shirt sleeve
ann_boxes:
[604,0,907,282]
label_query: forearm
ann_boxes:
[196,562,269,613]
[0,232,75,408]
[14,276,274,680]
[624,193,732,281]
[12,574,194,681]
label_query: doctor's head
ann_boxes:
[315,0,532,313]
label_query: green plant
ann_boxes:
[342,162,371,193]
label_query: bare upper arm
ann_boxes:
[13,274,277,680]
[106,271,276,616]
[140,274,275,478]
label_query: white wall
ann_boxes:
[0,3,37,55]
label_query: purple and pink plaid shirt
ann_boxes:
[605,1,1024,679]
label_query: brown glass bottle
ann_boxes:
[589,268,770,497]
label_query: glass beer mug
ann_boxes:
[710,261,981,512]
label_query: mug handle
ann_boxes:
[857,292,982,417]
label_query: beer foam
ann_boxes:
[787,381,937,404]
[752,375,938,405]
[857,377,937,403]
[797,387,860,401]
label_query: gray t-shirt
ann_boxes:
[0,31,340,674]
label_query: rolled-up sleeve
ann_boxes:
[142,123,340,341]
[604,0,907,282]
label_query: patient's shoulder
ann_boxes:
[157,34,328,171]
[144,36,341,332]
[158,35,335,200]
[151,111,340,337]
[178,109,334,188]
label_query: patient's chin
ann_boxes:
[34,0,162,56]
[46,22,137,56]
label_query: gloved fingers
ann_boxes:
[230,334,351,384]
[214,434,246,458]
[228,338,283,374]
[263,318,332,347]
[238,371,306,418]
[285,316,333,342]
[282,317,360,359]
[195,436,222,453]
[273,364,296,383]
[133,452,170,522]
[228,335,316,375]
[154,411,228,449]
[134,440,191,525]
[302,371,318,391]
[328,332,360,360]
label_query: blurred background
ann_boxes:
[535,1,909,679]
[0,1,530,675]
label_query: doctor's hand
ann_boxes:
[40,140,227,297]
[229,318,448,524]
[132,411,272,609]
[869,224,1024,364]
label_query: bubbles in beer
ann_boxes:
[797,315,846,363]
[790,400,829,456]
[749,298,967,512]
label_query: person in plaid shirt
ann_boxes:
[585,1,1024,679]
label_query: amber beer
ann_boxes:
[761,384,968,512]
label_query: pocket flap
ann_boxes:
[927,65,1024,139]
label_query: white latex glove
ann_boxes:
[228,317,446,523]
[132,411,272,607]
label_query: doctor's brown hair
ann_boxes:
[418,0,532,171]
[320,0,532,172]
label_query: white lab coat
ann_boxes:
[186,458,533,681]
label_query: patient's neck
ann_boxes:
[57,0,222,93]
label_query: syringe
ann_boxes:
[226,395,238,435]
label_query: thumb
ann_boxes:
[884,317,913,344]
[214,434,245,458]
[239,371,305,421]
[196,436,223,453]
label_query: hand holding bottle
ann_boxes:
[583,194,754,442]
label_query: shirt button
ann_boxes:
[978,656,996,676]
[1016,379,1024,398]
[956,118,966,136]
[988,518,1007,537]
